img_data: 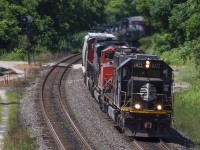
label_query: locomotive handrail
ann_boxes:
[131,93,169,101]
[129,93,172,110]
[121,90,129,107]
[102,76,113,92]
[122,98,131,107]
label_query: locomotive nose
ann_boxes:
[128,77,163,101]
[140,83,157,102]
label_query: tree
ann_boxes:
[105,0,130,23]
[150,0,173,31]
[0,0,21,51]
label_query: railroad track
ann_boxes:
[40,53,92,150]
[133,137,172,150]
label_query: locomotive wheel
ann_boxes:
[83,75,86,84]
[90,87,94,97]
[99,99,103,110]
[88,81,94,97]
[115,126,124,133]
[99,99,105,112]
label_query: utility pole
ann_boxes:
[21,15,33,64]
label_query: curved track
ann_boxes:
[39,53,187,150]
[40,54,92,150]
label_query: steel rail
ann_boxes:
[58,58,93,150]
[40,53,83,150]
[160,138,172,150]
[133,137,172,150]
[133,139,145,150]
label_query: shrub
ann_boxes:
[67,31,87,52]
[159,48,182,65]
[0,48,26,61]
[139,36,153,53]
[179,38,200,73]
[152,33,173,54]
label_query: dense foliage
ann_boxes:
[0,0,199,70]
[1,0,200,147]
[135,0,200,72]
[0,0,139,56]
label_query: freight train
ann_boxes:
[90,16,145,45]
[82,32,173,137]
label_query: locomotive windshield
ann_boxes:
[122,67,161,80]
[105,52,114,60]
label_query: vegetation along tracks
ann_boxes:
[40,53,92,150]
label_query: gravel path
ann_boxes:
[0,90,8,149]
[0,61,26,74]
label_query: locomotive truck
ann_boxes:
[82,32,173,137]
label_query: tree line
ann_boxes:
[0,0,136,55]
[0,0,199,70]
[135,0,200,71]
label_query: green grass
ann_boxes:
[3,90,37,150]
[139,36,200,149]
[158,50,183,65]
[174,82,200,149]
[171,62,200,149]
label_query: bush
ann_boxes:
[152,33,173,54]
[0,49,26,61]
[139,36,153,53]
[67,31,87,52]
[179,38,200,73]
[159,48,182,65]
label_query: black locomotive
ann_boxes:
[82,33,173,137]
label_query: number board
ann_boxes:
[132,62,162,68]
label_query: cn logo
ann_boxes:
[140,83,156,102]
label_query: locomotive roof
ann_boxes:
[87,32,117,39]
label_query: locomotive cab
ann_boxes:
[113,53,173,137]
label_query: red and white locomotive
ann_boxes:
[82,32,173,137]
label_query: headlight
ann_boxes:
[134,103,141,109]
[157,104,162,110]
[145,60,151,69]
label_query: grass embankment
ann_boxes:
[140,36,200,148]
[173,65,200,149]
[3,91,37,150]
[2,65,41,150]
[157,49,200,148]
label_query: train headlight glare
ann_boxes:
[157,105,162,110]
[145,64,150,68]
[146,60,150,65]
[145,60,151,69]
[134,104,141,109]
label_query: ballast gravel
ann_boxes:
[19,63,194,150]
[20,69,56,150]
[64,64,135,150]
